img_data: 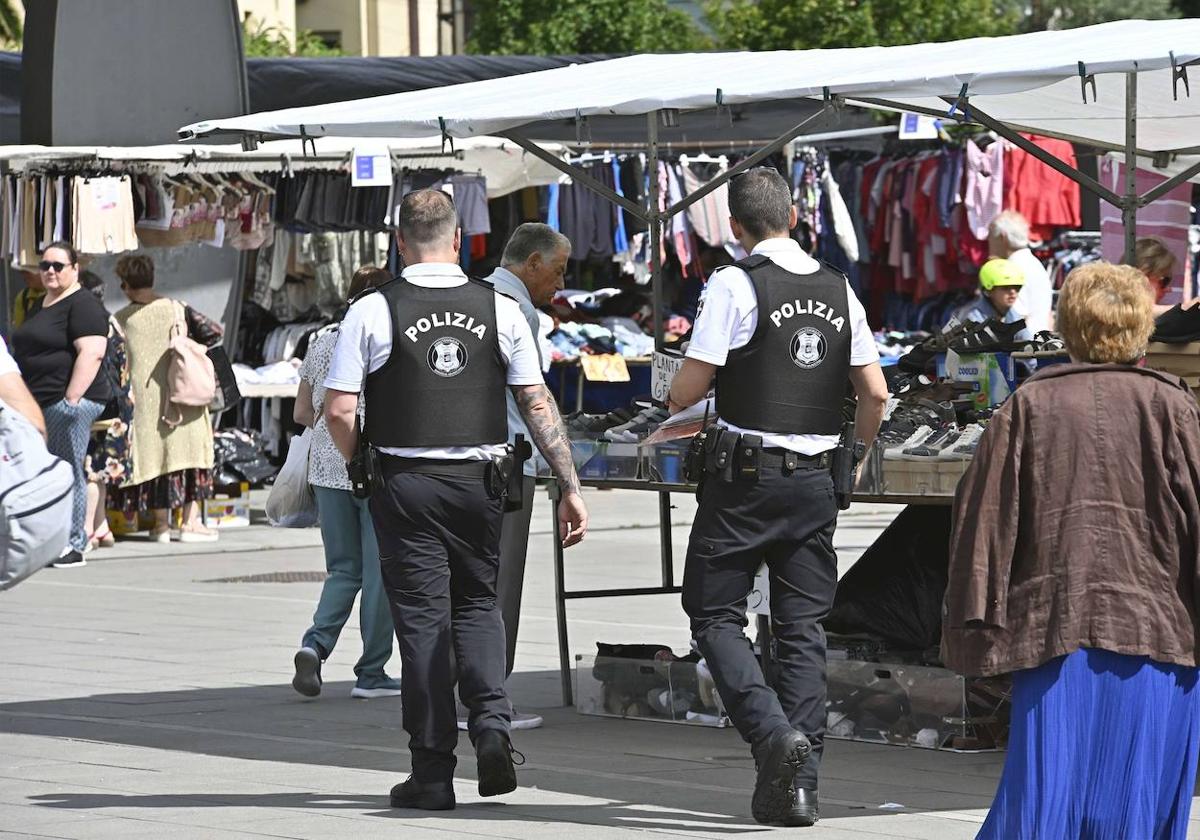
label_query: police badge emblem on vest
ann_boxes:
[790,328,827,369]
[428,337,468,377]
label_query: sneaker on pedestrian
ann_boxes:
[510,710,544,730]
[456,709,543,731]
[51,550,87,569]
[351,673,402,699]
[291,646,322,698]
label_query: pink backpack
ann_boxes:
[163,300,216,427]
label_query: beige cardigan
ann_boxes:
[115,298,213,486]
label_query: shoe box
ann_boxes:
[935,351,1018,410]
[825,650,1010,752]
[1145,341,1200,408]
[575,653,731,728]
[856,437,968,498]
[547,440,643,481]
[204,484,251,529]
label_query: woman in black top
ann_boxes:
[11,242,111,567]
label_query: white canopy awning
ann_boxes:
[181,20,1200,154]
[0,136,567,198]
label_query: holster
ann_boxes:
[501,435,533,512]
[831,421,866,510]
[485,448,515,502]
[348,440,382,501]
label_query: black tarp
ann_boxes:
[1,50,881,148]
[824,505,954,651]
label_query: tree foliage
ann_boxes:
[241,19,343,58]
[467,0,709,55]
[707,0,1018,51]
[1024,0,1179,29]
[0,0,22,51]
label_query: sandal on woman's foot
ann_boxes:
[93,522,115,548]
[176,525,219,543]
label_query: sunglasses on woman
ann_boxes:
[38,260,71,273]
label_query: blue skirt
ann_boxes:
[978,648,1200,840]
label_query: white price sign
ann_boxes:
[351,145,392,187]
[651,349,685,402]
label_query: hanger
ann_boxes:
[241,170,275,194]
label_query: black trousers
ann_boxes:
[369,465,509,784]
[681,466,839,790]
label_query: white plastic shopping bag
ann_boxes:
[265,428,318,528]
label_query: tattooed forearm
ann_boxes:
[512,384,581,494]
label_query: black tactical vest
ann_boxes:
[364,278,508,448]
[714,255,851,435]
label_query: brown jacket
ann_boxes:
[942,363,1200,677]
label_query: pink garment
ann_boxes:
[1099,159,1192,304]
[964,139,1004,239]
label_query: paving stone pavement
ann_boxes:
[2,488,1197,839]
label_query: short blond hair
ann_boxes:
[1057,263,1154,364]
[1134,237,1177,281]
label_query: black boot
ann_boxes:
[750,728,811,825]
[476,729,522,797]
[389,776,455,810]
[784,787,819,827]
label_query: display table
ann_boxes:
[236,381,300,399]
[544,443,959,705]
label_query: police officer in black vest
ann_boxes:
[667,168,887,827]
[324,190,589,812]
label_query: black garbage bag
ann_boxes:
[213,429,278,487]
[825,505,953,650]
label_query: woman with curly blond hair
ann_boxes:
[944,262,1200,840]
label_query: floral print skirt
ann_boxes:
[110,468,214,516]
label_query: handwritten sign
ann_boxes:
[580,353,630,382]
[651,349,685,401]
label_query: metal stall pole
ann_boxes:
[648,111,664,351]
[646,111,676,594]
[1123,71,1139,265]
[549,481,572,705]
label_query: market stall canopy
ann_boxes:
[1108,151,1200,185]
[0,135,567,197]
[180,21,1200,154]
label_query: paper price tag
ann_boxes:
[580,353,630,383]
[351,145,392,187]
[651,349,685,401]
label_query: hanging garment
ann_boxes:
[681,162,734,249]
[964,139,1004,240]
[1004,135,1082,242]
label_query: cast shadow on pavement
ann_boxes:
[0,669,1004,832]
[25,793,763,834]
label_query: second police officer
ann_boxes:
[323,189,589,812]
[666,168,888,827]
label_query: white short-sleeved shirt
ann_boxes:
[686,237,880,455]
[0,335,19,377]
[1008,247,1054,335]
[325,262,544,461]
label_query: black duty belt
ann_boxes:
[378,454,490,477]
[759,447,832,471]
